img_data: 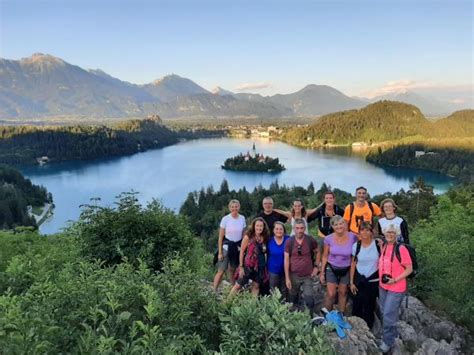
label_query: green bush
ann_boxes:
[219,292,334,354]
[0,231,79,294]
[76,192,199,270]
[412,192,474,331]
[0,257,221,353]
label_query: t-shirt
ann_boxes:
[378,216,409,244]
[258,210,287,232]
[352,240,379,278]
[290,217,308,236]
[343,202,382,234]
[307,204,344,236]
[220,214,246,242]
[324,232,358,268]
[285,235,318,277]
[379,244,412,293]
[267,235,290,275]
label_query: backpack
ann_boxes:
[349,201,376,227]
[288,234,316,264]
[393,243,418,278]
[354,240,381,262]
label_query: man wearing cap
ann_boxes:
[343,186,381,236]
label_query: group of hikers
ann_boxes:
[212,186,414,354]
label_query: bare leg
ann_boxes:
[338,284,348,313]
[228,267,236,285]
[229,283,241,296]
[325,282,337,310]
[250,282,260,297]
[213,269,225,291]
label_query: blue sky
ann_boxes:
[0,0,472,97]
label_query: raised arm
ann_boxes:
[273,208,291,221]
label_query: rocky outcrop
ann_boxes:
[328,316,380,355]
[325,296,469,355]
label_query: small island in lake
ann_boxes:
[222,143,285,172]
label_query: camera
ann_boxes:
[381,274,391,284]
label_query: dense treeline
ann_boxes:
[281,102,474,147]
[0,165,51,229]
[0,195,333,353]
[180,178,436,251]
[367,145,474,183]
[222,154,285,172]
[0,118,179,165]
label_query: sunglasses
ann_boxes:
[297,244,302,256]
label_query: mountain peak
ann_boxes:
[152,74,184,85]
[212,86,234,96]
[22,53,66,65]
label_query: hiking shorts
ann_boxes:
[237,267,264,286]
[216,247,239,271]
[325,265,350,285]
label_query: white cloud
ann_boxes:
[363,79,437,99]
[235,82,272,91]
[449,98,465,104]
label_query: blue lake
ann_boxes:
[21,138,454,234]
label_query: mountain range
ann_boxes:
[0,53,469,120]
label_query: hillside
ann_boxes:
[282,101,431,146]
[0,117,179,165]
[0,165,51,229]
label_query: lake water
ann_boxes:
[21,138,454,234]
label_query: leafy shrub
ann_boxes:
[219,292,334,354]
[0,257,221,353]
[0,231,79,294]
[412,192,474,331]
[76,192,198,270]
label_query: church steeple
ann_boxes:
[252,143,256,157]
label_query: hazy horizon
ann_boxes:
[1,0,472,100]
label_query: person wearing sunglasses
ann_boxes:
[284,219,320,316]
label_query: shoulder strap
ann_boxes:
[354,240,362,262]
[349,202,354,222]
[367,201,375,215]
[375,241,381,255]
[288,237,295,257]
[305,234,316,263]
[395,243,402,263]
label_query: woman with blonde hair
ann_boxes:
[213,199,246,292]
[320,215,357,313]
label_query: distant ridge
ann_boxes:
[0,54,469,120]
[282,101,474,146]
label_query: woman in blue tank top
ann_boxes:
[267,221,290,298]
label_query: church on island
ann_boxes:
[222,143,285,172]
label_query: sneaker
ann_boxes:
[379,341,391,353]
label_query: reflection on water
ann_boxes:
[20,138,454,234]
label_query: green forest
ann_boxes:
[281,102,474,147]
[222,154,285,172]
[367,144,474,183]
[0,182,472,353]
[0,165,51,229]
[0,118,179,165]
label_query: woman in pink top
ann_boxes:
[378,224,413,353]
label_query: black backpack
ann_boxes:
[393,243,418,278]
[349,201,376,226]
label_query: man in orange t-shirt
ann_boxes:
[343,186,381,235]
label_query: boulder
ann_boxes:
[414,338,459,355]
[327,316,380,355]
[398,321,422,353]
[400,296,467,352]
